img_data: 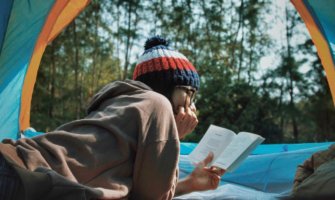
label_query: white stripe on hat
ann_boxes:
[137,49,189,64]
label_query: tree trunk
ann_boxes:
[123,2,132,80]
[229,0,244,70]
[73,20,81,119]
[116,4,122,80]
[48,42,56,118]
[248,42,254,84]
[92,4,99,93]
[285,5,299,142]
[237,22,244,82]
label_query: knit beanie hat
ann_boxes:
[133,36,200,98]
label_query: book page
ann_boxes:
[188,125,236,165]
[227,135,264,172]
[212,132,264,171]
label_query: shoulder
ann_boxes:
[137,91,178,144]
[146,90,171,106]
[140,91,173,115]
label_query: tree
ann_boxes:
[31,0,335,143]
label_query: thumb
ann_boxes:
[199,152,214,167]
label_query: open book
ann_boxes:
[189,125,265,172]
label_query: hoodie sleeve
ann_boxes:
[131,92,180,200]
[293,144,335,191]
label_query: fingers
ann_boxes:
[209,166,225,176]
[174,103,198,139]
[178,105,184,114]
[185,106,198,129]
[202,168,221,190]
[201,154,225,175]
[198,152,214,167]
[189,155,223,191]
[210,173,221,189]
[175,106,185,121]
[204,166,225,175]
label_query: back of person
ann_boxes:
[0,36,224,200]
[0,80,180,199]
[291,144,335,199]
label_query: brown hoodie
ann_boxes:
[0,80,180,200]
[291,144,335,199]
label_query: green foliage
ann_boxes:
[31,0,335,143]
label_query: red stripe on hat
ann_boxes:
[147,59,154,73]
[175,58,183,70]
[143,61,149,75]
[165,57,177,70]
[180,59,190,70]
[134,57,197,77]
[153,57,161,71]
[133,66,138,79]
[134,63,141,79]
[161,57,171,70]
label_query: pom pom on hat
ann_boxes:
[144,36,169,50]
[133,36,200,97]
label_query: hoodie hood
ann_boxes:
[87,80,152,114]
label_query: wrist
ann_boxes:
[175,176,195,196]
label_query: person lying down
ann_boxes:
[0,36,224,200]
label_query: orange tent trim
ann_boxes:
[291,0,335,105]
[19,0,90,132]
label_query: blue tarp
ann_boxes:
[180,142,333,155]
[177,142,333,199]
[17,133,333,199]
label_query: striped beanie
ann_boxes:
[133,36,200,97]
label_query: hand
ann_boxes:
[174,96,198,139]
[188,152,225,191]
[175,152,225,196]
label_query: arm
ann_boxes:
[174,96,224,196]
[293,157,314,190]
[131,94,180,200]
[132,140,179,200]
[293,146,332,191]
[175,153,225,197]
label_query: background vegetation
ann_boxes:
[31,0,335,143]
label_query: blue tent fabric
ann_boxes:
[291,0,335,103]
[304,0,335,63]
[21,127,44,138]
[177,142,333,199]
[0,0,55,140]
[174,183,283,200]
[0,0,334,199]
[0,0,14,52]
[180,142,333,155]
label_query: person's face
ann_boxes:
[172,85,198,139]
[171,85,197,113]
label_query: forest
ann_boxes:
[31,0,335,143]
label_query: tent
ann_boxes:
[0,0,90,140]
[0,0,334,199]
[178,1,335,198]
[176,142,332,199]
[291,0,335,105]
